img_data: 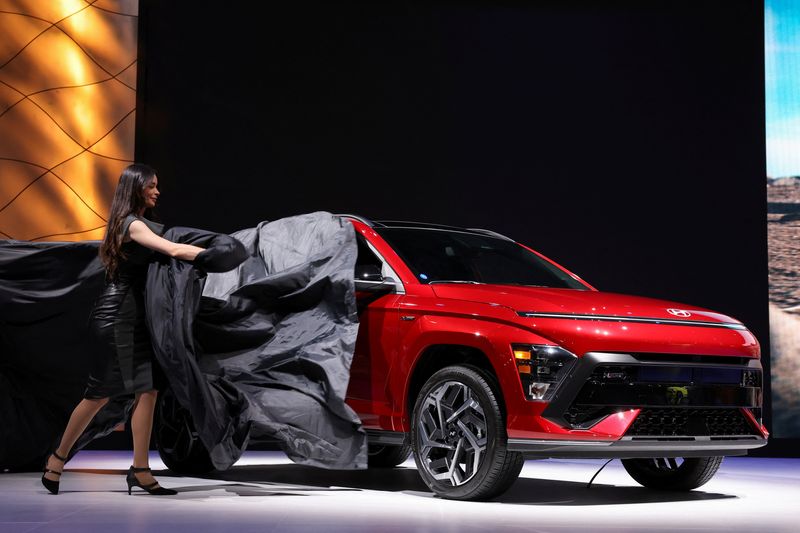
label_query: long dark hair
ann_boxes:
[99,164,157,280]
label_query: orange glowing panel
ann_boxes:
[517,364,532,374]
[0,0,139,242]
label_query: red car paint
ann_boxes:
[344,218,768,445]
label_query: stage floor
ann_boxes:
[1,451,798,532]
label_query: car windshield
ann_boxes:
[375,227,588,289]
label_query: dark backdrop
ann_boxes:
[134,0,785,451]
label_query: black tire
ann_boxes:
[154,387,215,475]
[411,365,524,500]
[622,456,724,490]
[368,443,412,468]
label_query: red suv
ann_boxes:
[345,216,767,500]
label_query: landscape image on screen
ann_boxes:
[766,0,800,437]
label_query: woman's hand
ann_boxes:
[192,236,247,272]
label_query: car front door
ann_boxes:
[346,235,403,429]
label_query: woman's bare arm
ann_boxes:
[128,220,204,261]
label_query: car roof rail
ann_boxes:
[376,220,462,231]
[466,228,515,241]
[337,216,514,241]
[335,214,375,227]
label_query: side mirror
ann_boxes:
[355,264,384,282]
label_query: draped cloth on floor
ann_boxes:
[0,212,366,471]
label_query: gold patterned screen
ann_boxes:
[0,0,138,242]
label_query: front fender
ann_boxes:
[393,314,555,431]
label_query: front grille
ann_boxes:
[587,364,757,386]
[627,408,757,437]
[568,364,762,411]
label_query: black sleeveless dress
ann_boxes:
[84,215,164,399]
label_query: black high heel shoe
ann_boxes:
[126,466,177,495]
[41,450,67,495]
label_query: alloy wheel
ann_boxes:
[416,380,488,486]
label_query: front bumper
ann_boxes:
[506,351,767,457]
[507,435,767,458]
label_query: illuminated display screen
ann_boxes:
[766,0,800,437]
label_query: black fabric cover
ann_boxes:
[0,212,365,471]
[0,241,105,470]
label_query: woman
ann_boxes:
[41,164,204,496]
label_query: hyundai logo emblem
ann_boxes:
[667,308,692,317]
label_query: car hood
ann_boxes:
[429,284,742,326]
[428,284,758,357]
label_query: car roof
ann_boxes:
[336,214,514,241]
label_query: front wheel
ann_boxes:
[411,365,524,500]
[622,456,724,490]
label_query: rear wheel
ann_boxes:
[622,456,724,490]
[154,387,215,475]
[411,365,524,500]
[368,443,412,468]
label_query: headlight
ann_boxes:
[511,344,577,401]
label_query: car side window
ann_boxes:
[354,235,405,294]
[356,236,383,269]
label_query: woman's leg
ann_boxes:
[131,390,157,467]
[130,390,161,486]
[44,397,110,481]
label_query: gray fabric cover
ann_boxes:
[148,211,366,470]
[203,213,365,468]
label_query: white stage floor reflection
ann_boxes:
[2,451,798,532]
